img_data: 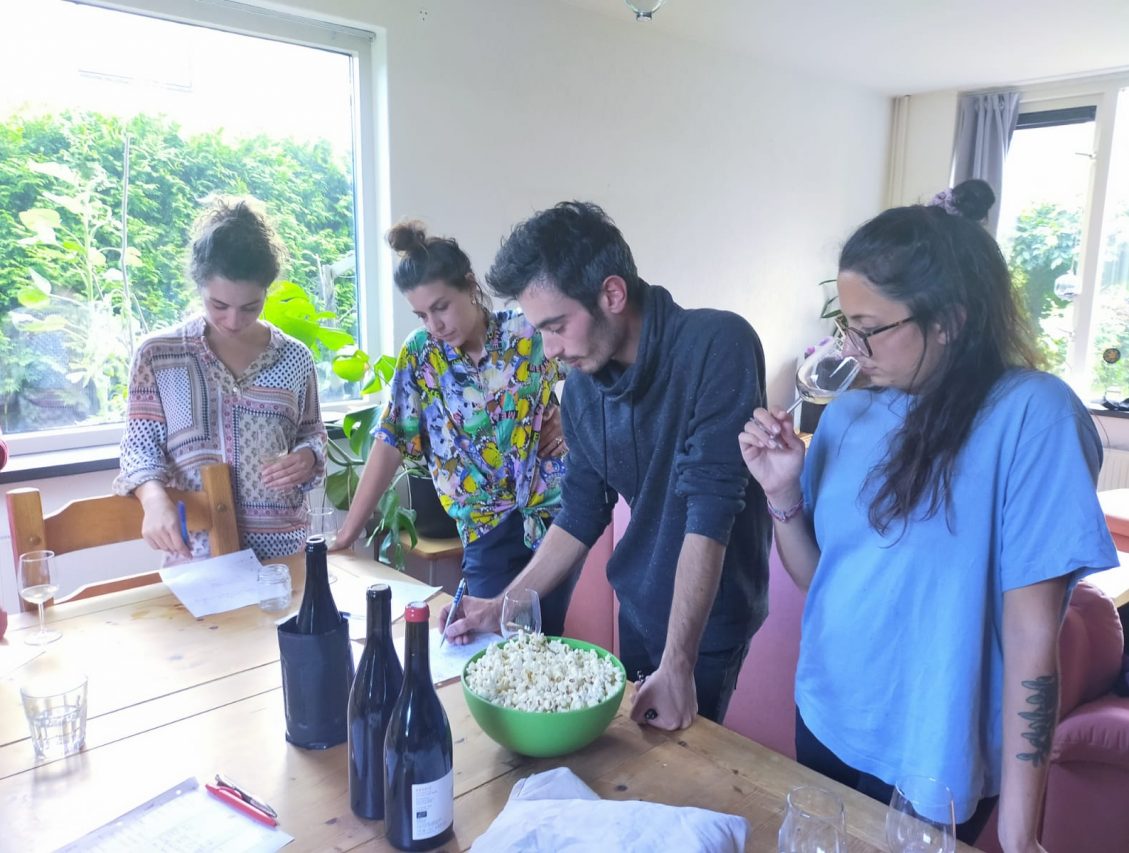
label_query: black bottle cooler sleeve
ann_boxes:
[278,613,355,749]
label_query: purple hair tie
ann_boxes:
[927,188,960,216]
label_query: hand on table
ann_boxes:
[261,448,315,491]
[630,663,697,731]
[440,594,501,645]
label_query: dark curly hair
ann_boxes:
[841,186,1040,533]
[486,201,640,313]
[188,196,286,288]
[385,219,487,306]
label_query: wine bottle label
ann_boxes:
[410,767,454,840]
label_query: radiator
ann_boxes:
[1099,447,1129,491]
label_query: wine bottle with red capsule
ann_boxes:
[383,600,453,850]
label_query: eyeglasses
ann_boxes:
[834,315,915,357]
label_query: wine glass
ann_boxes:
[307,504,339,583]
[778,786,846,853]
[500,589,541,639]
[18,550,62,646]
[786,336,861,414]
[885,776,956,853]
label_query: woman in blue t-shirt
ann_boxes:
[740,180,1118,852]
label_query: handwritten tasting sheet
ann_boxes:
[159,550,264,617]
[391,630,503,685]
[56,777,293,852]
[340,576,443,640]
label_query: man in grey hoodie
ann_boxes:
[442,201,770,729]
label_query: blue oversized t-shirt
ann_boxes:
[797,369,1117,822]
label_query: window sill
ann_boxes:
[0,443,122,485]
[1090,406,1129,421]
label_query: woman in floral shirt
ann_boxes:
[115,197,327,561]
[337,222,574,634]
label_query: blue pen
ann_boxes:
[440,577,468,647]
[177,500,190,546]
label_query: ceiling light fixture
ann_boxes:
[625,0,665,21]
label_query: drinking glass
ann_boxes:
[885,776,956,853]
[778,785,846,853]
[20,672,87,760]
[307,504,339,583]
[258,563,292,612]
[786,336,861,414]
[500,589,541,639]
[18,550,62,646]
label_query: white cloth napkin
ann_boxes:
[470,767,747,852]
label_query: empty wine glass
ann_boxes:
[500,589,541,639]
[18,550,62,646]
[885,776,956,853]
[786,336,861,414]
[778,786,846,853]
[307,504,339,583]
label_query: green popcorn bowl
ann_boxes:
[461,636,626,758]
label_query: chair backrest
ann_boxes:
[6,462,239,605]
[1059,580,1125,715]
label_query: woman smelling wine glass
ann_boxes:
[739,179,1118,852]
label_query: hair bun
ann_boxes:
[951,179,996,222]
[387,220,429,255]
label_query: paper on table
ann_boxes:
[341,576,442,640]
[56,776,292,852]
[392,629,502,685]
[159,550,264,618]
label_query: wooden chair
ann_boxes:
[6,462,239,607]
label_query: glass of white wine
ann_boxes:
[18,550,62,646]
[786,336,861,414]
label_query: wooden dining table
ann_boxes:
[0,549,978,851]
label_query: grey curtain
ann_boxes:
[952,91,1021,233]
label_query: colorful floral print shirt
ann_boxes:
[114,316,328,560]
[376,309,564,549]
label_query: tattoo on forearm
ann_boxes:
[1016,674,1058,766]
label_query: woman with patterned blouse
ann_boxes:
[114,197,327,562]
[337,222,575,634]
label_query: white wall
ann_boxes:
[279,0,890,401]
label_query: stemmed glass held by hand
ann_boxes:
[885,776,956,853]
[786,335,861,414]
[19,550,62,646]
[500,589,541,639]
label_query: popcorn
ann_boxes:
[465,632,623,713]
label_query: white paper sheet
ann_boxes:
[340,577,442,640]
[57,777,292,852]
[392,630,502,686]
[159,550,264,618]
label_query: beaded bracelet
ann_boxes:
[766,497,804,523]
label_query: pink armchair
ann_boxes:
[978,580,1129,853]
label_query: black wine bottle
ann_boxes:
[294,535,338,634]
[384,601,454,851]
[348,584,403,820]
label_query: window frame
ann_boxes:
[4,0,387,457]
[1005,72,1129,397]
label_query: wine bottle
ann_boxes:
[384,601,454,850]
[294,535,338,634]
[348,584,403,820]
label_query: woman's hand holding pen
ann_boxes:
[439,593,501,645]
[738,407,806,498]
[136,482,192,559]
[631,663,697,731]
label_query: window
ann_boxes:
[0,0,382,451]
[997,82,1129,401]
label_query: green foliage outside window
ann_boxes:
[0,109,360,433]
